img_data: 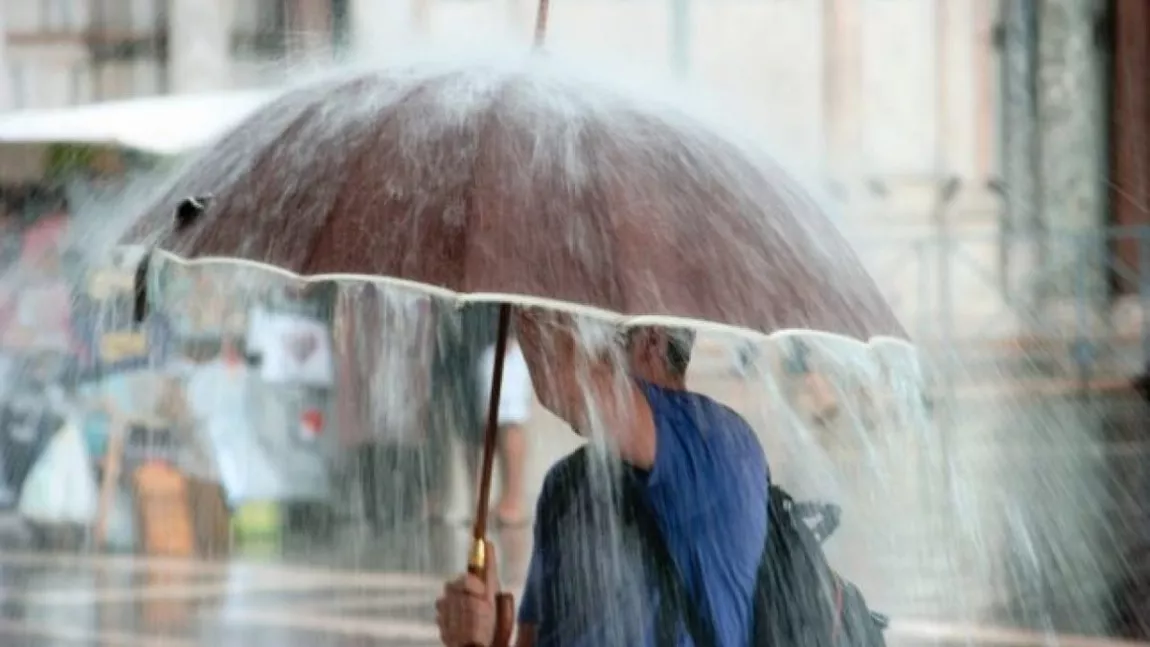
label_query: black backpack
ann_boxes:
[543,447,888,647]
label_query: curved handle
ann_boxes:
[465,539,515,647]
[461,593,514,647]
[493,592,516,647]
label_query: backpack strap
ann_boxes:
[622,481,719,647]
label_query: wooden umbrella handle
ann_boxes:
[466,540,516,647]
[471,305,512,543]
[493,592,516,646]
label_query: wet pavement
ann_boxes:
[2,491,1150,647]
[0,546,446,646]
[0,517,1147,646]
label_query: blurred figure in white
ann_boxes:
[474,336,532,527]
[731,340,759,376]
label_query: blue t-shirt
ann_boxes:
[518,381,769,646]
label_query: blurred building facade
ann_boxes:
[0,0,1143,369]
[0,0,348,106]
[0,0,1004,209]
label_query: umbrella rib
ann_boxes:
[576,113,629,313]
[177,90,327,236]
[295,78,455,277]
[459,75,520,293]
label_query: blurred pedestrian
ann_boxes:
[426,303,500,523]
[474,335,532,527]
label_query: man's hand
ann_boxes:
[436,541,499,647]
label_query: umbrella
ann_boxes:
[122,73,901,334]
[121,20,905,647]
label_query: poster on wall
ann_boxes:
[246,307,334,387]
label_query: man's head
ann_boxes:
[513,308,694,427]
[621,326,694,389]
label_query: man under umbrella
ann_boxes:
[436,310,769,647]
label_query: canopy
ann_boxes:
[0,90,274,156]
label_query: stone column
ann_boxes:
[289,0,334,59]
[668,0,691,77]
[936,0,979,183]
[822,0,862,195]
[1002,4,1112,633]
[998,0,1043,310]
[1035,0,1107,302]
[168,0,235,94]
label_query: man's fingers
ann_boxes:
[458,572,488,597]
[445,574,472,591]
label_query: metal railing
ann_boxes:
[853,211,1150,388]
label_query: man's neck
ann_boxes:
[577,377,658,470]
[634,363,686,391]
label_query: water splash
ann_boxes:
[0,51,1143,646]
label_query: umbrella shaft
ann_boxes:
[470,303,513,548]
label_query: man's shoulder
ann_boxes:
[530,448,596,538]
[668,389,767,478]
[539,447,590,500]
[657,387,758,442]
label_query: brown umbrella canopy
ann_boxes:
[125,59,904,340]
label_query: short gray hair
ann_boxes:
[624,326,695,376]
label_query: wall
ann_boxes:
[418,0,997,217]
[168,0,234,94]
[1,0,1000,210]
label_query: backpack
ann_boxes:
[543,447,888,647]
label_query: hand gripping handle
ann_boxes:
[465,538,515,647]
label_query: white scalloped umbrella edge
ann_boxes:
[140,246,917,356]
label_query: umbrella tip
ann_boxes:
[533,0,550,49]
[175,195,212,230]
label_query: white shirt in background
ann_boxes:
[476,341,533,426]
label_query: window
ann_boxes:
[43,0,79,31]
[91,0,132,31]
[332,0,350,50]
[232,0,288,58]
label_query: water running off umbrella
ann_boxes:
[465,4,554,643]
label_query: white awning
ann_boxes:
[0,90,275,156]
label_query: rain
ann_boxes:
[0,1,1146,646]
